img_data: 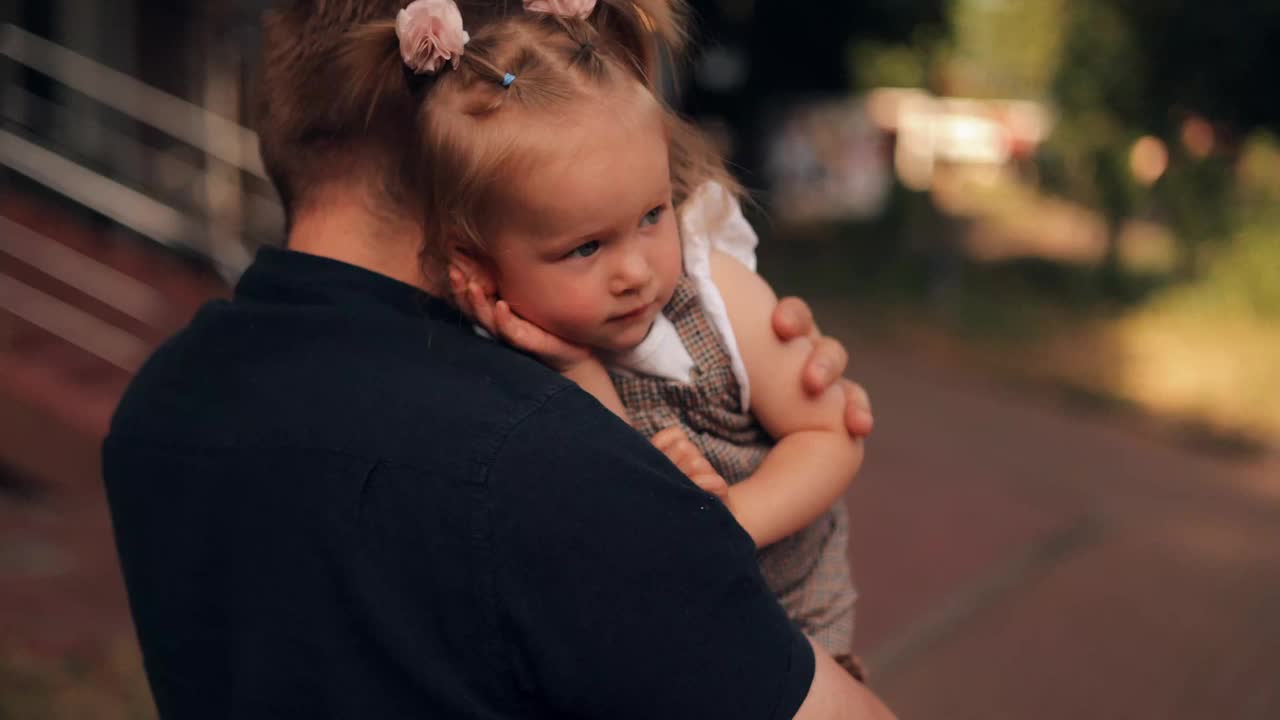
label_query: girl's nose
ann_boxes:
[610,250,653,295]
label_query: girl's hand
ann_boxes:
[449,262,591,373]
[651,426,731,507]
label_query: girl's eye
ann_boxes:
[640,205,665,227]
[569,240,600,258]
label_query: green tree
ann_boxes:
[945,0,1066,99]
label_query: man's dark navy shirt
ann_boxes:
[104,248,814,719]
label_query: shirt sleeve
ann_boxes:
[487,387,814,719]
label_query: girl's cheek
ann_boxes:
[658,241,682,283]
[531,283,591,327]
[562,289,599,323]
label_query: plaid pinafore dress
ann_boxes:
[610,275,856,656]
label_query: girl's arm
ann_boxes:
[709,250,865,548]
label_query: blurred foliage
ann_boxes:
[1120,0,1280,136]
[1158,133,1280,321]
[850,39,933,91]
[1036,0,1142,210]
[944,0,1066,99]
[1237,131,1280,208]
[715,1,1279,439]
[849,0,1069,99]
[847,0,1279,296]
[846,0,1280,132]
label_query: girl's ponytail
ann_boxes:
[589,0,690,84]
[627,0,690,57]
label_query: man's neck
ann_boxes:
[286,197,438,294]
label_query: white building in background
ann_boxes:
[866,88,1055,191]
[758,89,1053,225]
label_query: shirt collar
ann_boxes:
[235,246,463,323]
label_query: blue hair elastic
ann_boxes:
[502,73,517,88]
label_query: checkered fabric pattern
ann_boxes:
[610,275,857,656]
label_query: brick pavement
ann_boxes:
[841,342,1280,719]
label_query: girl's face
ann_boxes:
[478,88,682,354]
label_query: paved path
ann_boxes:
[840,339,1280,719]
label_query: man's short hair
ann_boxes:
[257,1,398,221]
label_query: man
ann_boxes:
[104,1,891,717]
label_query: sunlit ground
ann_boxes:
[763,165,1280,450]
[937,167,1277,444]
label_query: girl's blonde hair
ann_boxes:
[342,1,740,286]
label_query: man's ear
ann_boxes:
[448,244,498,297]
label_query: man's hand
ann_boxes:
[770,297,874,437]
[651,426,731,506]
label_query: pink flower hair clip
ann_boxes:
[396,0,471,75]
[523,0,598,21]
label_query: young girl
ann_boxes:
[350,0,862,673]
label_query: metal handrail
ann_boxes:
[0,127,252,276]
[0,274,150,372]
[0,22,266,179]
[0,215,172,327]
[2,82,283,233]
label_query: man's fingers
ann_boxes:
[772,296,817,342]
[803,336,849,395]
[771,298,855,396]
[841,380,875,436]
[843,380,872,415]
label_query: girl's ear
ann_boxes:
[448,244,498,297]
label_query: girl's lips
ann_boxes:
[609,302,653,322]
